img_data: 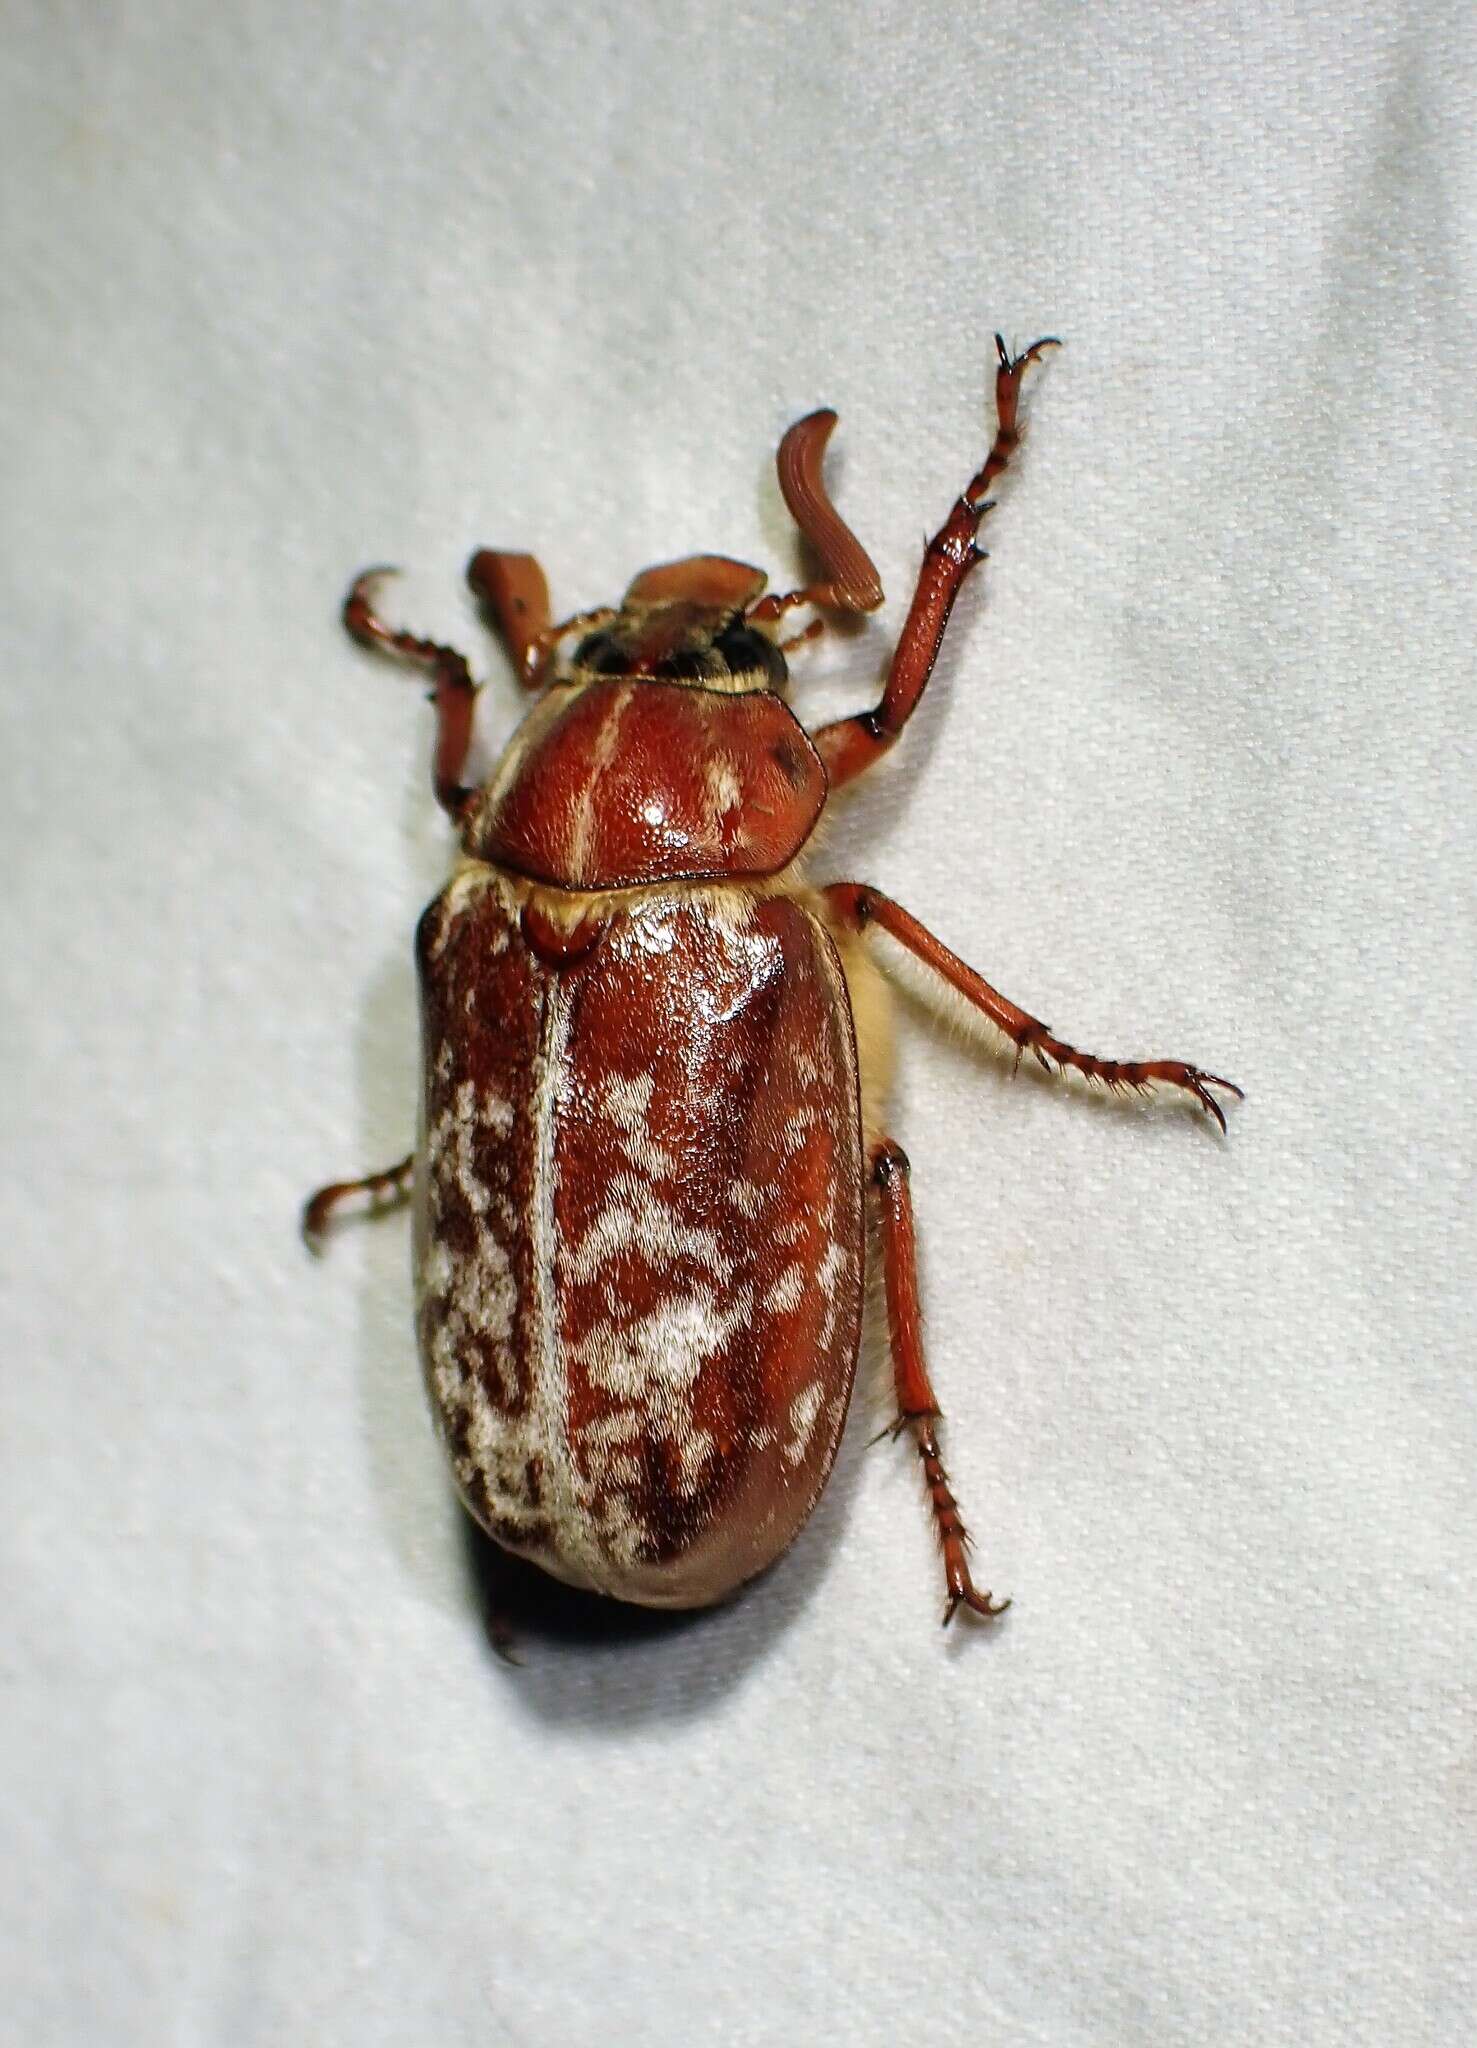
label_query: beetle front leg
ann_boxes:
[811,335,1058,789]
[344,571,478,819]
[828,884,1243,1130]
[302,1153,414,1253]
[871,1140,1008,1625]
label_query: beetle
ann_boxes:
[305,336,1240,1626]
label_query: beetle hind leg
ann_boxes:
[871,1140,1008,1625]
[302,1153,414,1253]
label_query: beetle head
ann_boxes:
[566,554,789,693]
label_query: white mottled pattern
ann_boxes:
[567,684,633,875]
[419,1065,527,1495]
[704,754,743,818]
[597,1072,676,1180]
[417,878,865,1604]
[763,1263,805,1315]
[784,1381,824,1468]
[565,1169,735,1289]
[524,971,589,1571]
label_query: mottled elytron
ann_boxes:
[306,337,1240,1627]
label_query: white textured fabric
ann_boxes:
[4,4,1473,2042]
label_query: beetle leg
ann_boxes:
[780,616,826,656]
[811,335,1058,789]
[871,1139,1008,1625]
[537,604,621,665]
[344,571,478,819]
[301,1153,414,1253]
[465,550,554,689]
[828,884,1243,1130]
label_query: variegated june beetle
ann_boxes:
[306,338,1240,1626]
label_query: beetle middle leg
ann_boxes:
[871,1139,1008,1625]
[810,334,1059,789]
[302,1153,414,1253]
[827,884,1243,1129]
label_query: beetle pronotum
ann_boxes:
[306,338,1240,1627]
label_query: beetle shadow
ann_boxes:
[344,944,463,1618]
[458,1397,872,1733]
[347,944,875,1731]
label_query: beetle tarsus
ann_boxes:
[1184,1069,1244,1135]
[944,1582,1012,1627]
[919,1422,1009,1625]
[342,567,480,816]
[343,565,403,648]
[300,1155,415,1254]
[870,1137,1010,1626]
[995,331,1062,375]
[343,566,471,682]
[826,884,1241,1134]
[811,339,1057,790]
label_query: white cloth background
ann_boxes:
[4,4,1472,2043]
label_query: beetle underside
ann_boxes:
[306,337,1241,1633]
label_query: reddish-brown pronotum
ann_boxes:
[306,337,1240,1628]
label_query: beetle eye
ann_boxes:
[572,630,629,675]
[714,618,787,688]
